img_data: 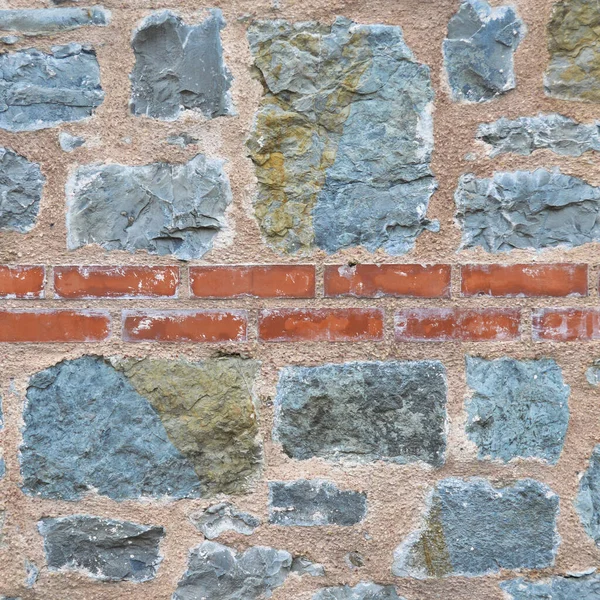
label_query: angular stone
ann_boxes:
[313,583,404,600]
[291,557,325,577]
[189,503,261,539]
[587,361,600,386]
[66,154,232,260]
[39,515,164,582]
[0,148,44,233]
[59,132,85,152]
[269,479,367,526]
[545,0,600,102]
[465,356,570,464]
[392,478,559,578]
[477,114,600,157]
[274,361,447,466]
[21,356,261,500]
[575,446,600,547]
[0,7,109,35]
[0,45,104,132]
[130,10,233,120]
[24,560,38,588]
[247,17,437,255]
[455,169,600,252]
[501,573,600,599]
[443,0,525,103]
[167,133,199,147]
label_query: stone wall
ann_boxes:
[1,0,600,598]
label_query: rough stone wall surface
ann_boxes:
[3,0,600,599]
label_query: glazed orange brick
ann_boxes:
[0,310,110,342]
[532,309,600,341]
[324,264,451,298]
[122,310,247,342]
[461,264,587,297]
[190,265,315,298]
[258,308,384,342]
[0,266,45,298]
[54,266,179,299]
[395,308,521,342]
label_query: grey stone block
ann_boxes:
[189,503,260,539]
[575,446,600,547]
[59,132,85,152]
[501,573,600,599]
[0,7,109,35]
[313,583,404,600]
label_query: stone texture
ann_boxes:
[313,583,404,600]
[0,7,109,35]
[0,45,104,132]
[274,361,447,466]
[268,479,367,526]
[130,10,233,120]
[291,557,325,577]
[21,356,261,500]
[545,0,600,102]
[477,114,600,157]
[465,356,570,464]
[66,154,232,260]
[455,169,600,252]
[587,360,600,386]
[443,0,525,103]
[247,17,437,255]
[501,573,600,599]
[39,515,164,582]
[392,478,559,578]
[575,446,600,547]
[59,132,85,152]
[189,503,261,539]
[0,148,45,233]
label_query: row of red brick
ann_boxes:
[0,307,599,342]
[0,263,593,299]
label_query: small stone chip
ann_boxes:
[189,503,261,539]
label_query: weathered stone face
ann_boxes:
[575,446,600,547]
[0,7,109,35]
[21,356,261,500]
[455,169,600,252]
[477,114,600,157]
[443,0,525,103]
[392,478,559,578]
[247,17,437,255]
[0,148,44,233]
[465,356,570,464]
[190,503,261,539]
[273,361,447,466]
[39,515,164,582]
[501,573,600,599]
[130,10,233,120]
[313,583,404,600]
[268,479,367,526]
[587,361,600,386]
[66,154,232,260]
[545,0,600,102]
[0,45,104,132]
[59,132,85,153]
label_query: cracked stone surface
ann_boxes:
[39,515,164,582]
[247,17,437,255]
[501,573,600,599]
[21,356,261,500]
[465,356,570,464]
[0,148,44,233]
[313,583,404,600]
[0,45,104,132]
[173,541,319,600]
[477,114,600,156]
[0,7,109,35]
[130,10,233,120]
[66,153,232,260]
[274,361,447,466]
[443,0,525,103]
[545,0,600,102]
[268,479,367,526]
[575,446,600,548]
[189,503,261,539]
[392,478,559,578]
[455,169,600,252]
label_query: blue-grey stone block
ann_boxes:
[501,573,600,599]
[576,446,600,547]
[313,582,405,599]
[0,7,109,35]
[58,132,85,152]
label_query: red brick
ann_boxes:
[54,266,179,299]
[0,310,110,342]
[0,266,44,298]
[259,308,384,342]
[190,265,315,298]
[395,308,521,342]
[461,264,587,297]
[324,264,451,298]
[532,309,600,341]
[122,310,247,342]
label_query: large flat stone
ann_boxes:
[392,478,559,578]
[501,573,600,599]
[0,7,109,35]
[313,583,404,599]
[247,17,437,255]
[274,361,447,466]
[66,154,232,260]
[39,515,164,582]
